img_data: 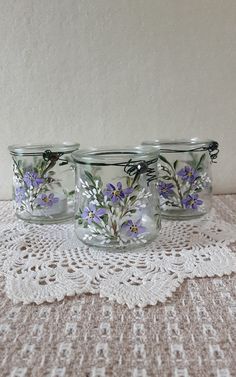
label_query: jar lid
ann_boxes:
[8,142,80,156]
[72,146,159,166]
[142,138,218,153]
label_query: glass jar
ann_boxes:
[72,147,160,250]
[8,143,80,223]
[142,139,219,220]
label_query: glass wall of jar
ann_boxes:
[142,139,219,220]
[72,147,160,250]
[8,143,80,223]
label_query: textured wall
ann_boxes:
[0,0,236,198]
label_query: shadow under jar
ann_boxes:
[8,143,80,224]
[72,147,161,250]
[142,139,219,220]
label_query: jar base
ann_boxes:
[16,211,74,224]
[75,231,159,251]
[161,208,207,221]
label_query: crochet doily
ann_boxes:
[0,201,235,308]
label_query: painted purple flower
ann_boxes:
[158,181,174,198]
[122,219,146,238]
[37,193,59,207]
[81,204,106,224]
[23,171,44,188]
[15,187,26,203]
[182,194,203,210]
[104,182,133,203]
[177,166,199,183]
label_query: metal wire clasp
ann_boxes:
[207,142,219,163]
[124,158,158,185]
[43,150,68,166]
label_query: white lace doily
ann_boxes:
[0,202,235,308]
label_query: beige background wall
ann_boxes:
[0,0,235,199]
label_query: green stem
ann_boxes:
[162,162,184,208]
[41,161,56,177]
[12,158,24,179]
[172,175,184,208]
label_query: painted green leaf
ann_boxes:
[160,166,172,175]
[196,153,206,171]
[182,189,191,197]
[84,170,96,185]
[173,160,178,170]
[129,195,137,205]
[159,155,173,168]
[126,176,132,187]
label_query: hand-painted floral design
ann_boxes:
[81,204,107,224]
[104,182,133,203]
[122,219,146,238]
[77,171,157,246]
[37,193,59,207]
[158,181,174,198]
[182,194,203,209]
[177,166,199,184]
[23,171,44,188]
[158,153,211,213]
[11,156,68,216]
[15,187,26,203]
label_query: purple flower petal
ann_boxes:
[196,199,203,206]
[181,194,203,210]
[104,190,111,198]
[122,219,146,238]
[36,178,44,185]
[15,187,26,203]
[81,208,89,218]
[138,226,146,234]
[119,191,125,199]
[121,220,132,231]
[127,230,134,237]
[104,182,133,203]
[93,216,102,224]
[177,166,198,183]
[96,208,107,216]
[127,220,133,226]
[37,192,59,207]
[81,204,106,224]
[88,203,96,212]
[123,187,133,196]
[23,171,44,188]
[158,181,174,198]
[106,183,116,191]
[111,196,118,203]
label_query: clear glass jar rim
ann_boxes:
[142,138,217,152]
[8,142,80,156]
[72,146,159,165]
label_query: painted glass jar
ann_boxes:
[142,139,219,220]
[72,147,160,250]
[8,143,79,223]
